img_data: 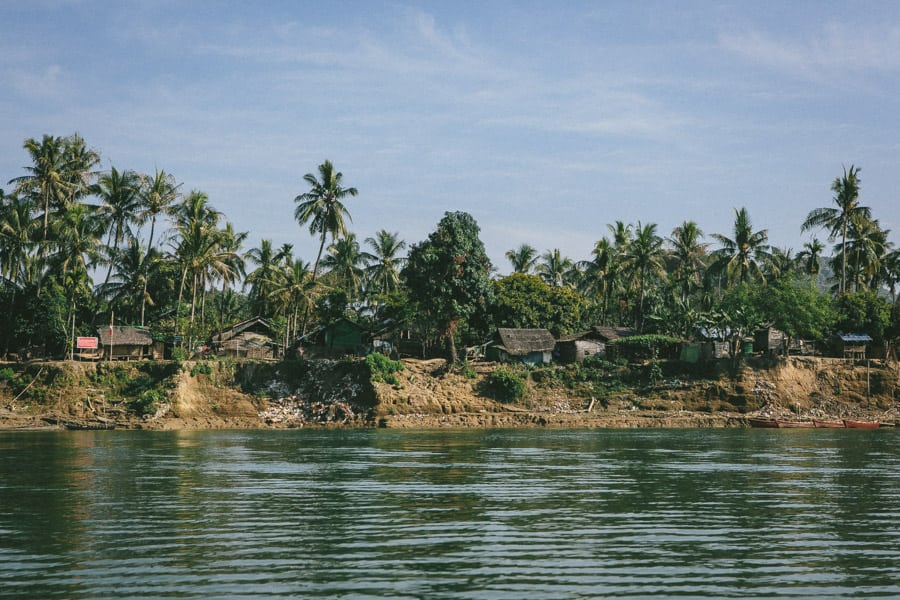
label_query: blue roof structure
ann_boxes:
[839,334,873,342]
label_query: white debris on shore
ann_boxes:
[258,395,355,426]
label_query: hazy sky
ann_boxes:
[3,1,899,273]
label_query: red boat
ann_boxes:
[776,420,815,428]
[813,420,845,428]
[843,420,880,429]
[748,418,779,428]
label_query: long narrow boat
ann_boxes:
[843,419,880,429]
[748,418,779,428]
[776,420,815,428]
[813,419,845,428]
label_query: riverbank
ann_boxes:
[1,356,898,430]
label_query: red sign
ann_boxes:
[76,337,99,349]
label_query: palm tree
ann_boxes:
[711,207,770,287]
[95,166,143,287]
[271,258,316,347]
[623,222,666,330]
[293,160,358,281]
[667,221,707,303]
[96,239,159,324]
[796,238,825,280]
[137,169,181,324]
[765,247,795,284]
[8,134,99,246]
[841,216,889,292]
[362,230,407,296]
[245,239,291,318]
[537,249,575,287]
[0,192,36,289]
[321,232,365,300]
[802,165,869,294]
[505,243,538,274]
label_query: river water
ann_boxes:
[1,428,898,599]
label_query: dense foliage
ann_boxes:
[2,135,900,362]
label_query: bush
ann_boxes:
[190,361,213,377]
[128,389,164,417]
[366,352,404,385]
[608,335,680,361]
[482,368,527,403]
[0,367,15,384]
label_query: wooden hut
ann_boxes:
[555,326,635,363]
[836,333,873,360]
[754,326,786,354]
[321,318,367,354]
[488,328,555,366]
[97,326,162,360]
[211,317,278,359]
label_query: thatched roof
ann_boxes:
[591,326,635,341]
[213,316,273,343]
[495,328,555,356]
[97,326,153,346]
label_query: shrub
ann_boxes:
[0,367,15,384]
[366,352,404,384]
[128,389,164,417]
[190,361,213,377]
[482,368,527,403]
[608,335,680,361]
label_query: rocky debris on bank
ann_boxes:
[258,395,355,426]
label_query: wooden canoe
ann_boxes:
[843,420,880,429]
[748,418,779,428]
[813,420,845,428]
[776,420,815,428]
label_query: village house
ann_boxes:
[96,325,163,361]
[488,328,555,366]
[555,325,635,363]
[210,316,278,359]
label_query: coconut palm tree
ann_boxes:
[537,249,576,287]
[271,258,316,346]
[96,239,159,324]
[362,230,407,296]
[796,238,825,280]
[667,221,707,303]
[137,169,181,324]
[245,239,292,318]
[95,166,143,287]
[321,233,365,300]
[802,165,869,294]
[623,222,666,330]
[0,192,36,289]
[841,217,889,292]
[505,243,538,274]
[293,160,358,281]
[8,134,99,246]
[764,247,795,285]
[711,207,770,287]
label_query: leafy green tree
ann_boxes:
[505,243,538,274]
[834,289,890,343]
[802,165,869,294]
[293,160,358,281]
[711,207,770,287]
[402,211,494,362]
[752,275,835,353]
[491,273,587,337]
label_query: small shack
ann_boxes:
[321,318,367,354]
[555,326,635,363]
[211,316,278,359]
[754,326,786,354]
[97,326,162,361]
[488,328,555,366]
[836,333,873,360]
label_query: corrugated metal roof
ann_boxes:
[839,334,873,342]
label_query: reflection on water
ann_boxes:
[1,429,898,599]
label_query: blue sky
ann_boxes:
[3,1,899,274]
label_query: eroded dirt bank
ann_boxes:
[1,356,898,431]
